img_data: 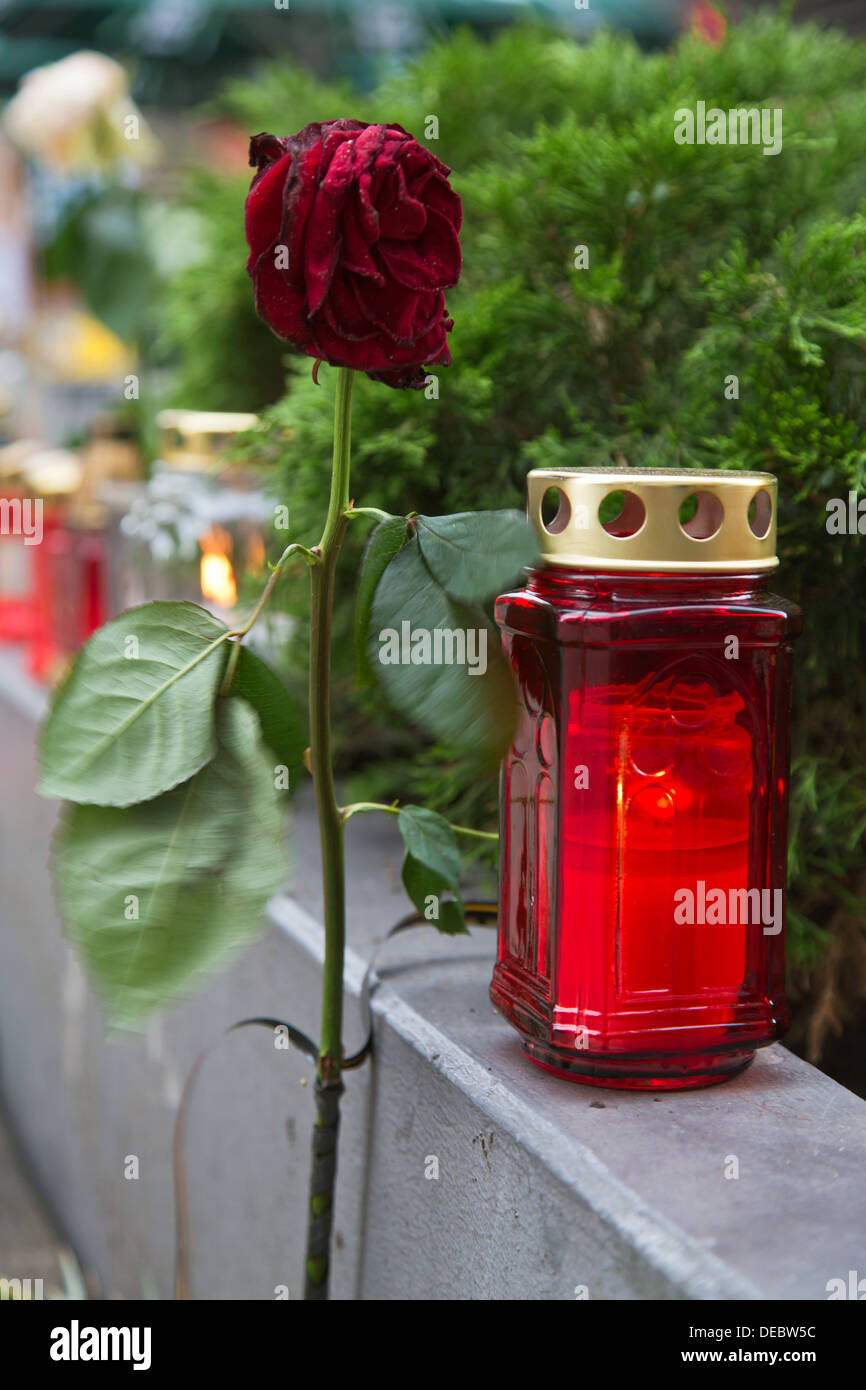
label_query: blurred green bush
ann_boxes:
[159,13,866,1055]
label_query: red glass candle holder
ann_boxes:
[0,491,110,682]
[0,486,39,643]
[492,469,801,1091]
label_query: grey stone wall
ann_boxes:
[1,651,864,1300]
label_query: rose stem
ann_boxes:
[304,365,354,1300]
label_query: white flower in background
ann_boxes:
[2,51,158,175]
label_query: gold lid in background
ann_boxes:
[527,467,778,572]
[157,410,259,471]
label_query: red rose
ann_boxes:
[245,120,462,389]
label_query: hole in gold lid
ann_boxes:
[599,489,646,538]
[541,486,571,534]
[748,488,772,539]
[679,490,724,540]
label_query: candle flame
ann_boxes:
[199,525,237,609]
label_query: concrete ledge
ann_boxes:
[1,649,864,1300]
[271,893,866,1300]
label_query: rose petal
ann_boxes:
[307,314,387,369]
[244,149,293,267]
[366,364,430,389]
[354,125,388,238]
[365,326,452,387]
[421,173,463,232]
[353,277,444,345]
[368,131,406,206]
[248,132,291,178]
[252,256,312,346]
[311,307,450,377]
[377,164,427,240]
[363,313,454,385]
[318,270,380,342]
[401,138,450,182]
[340,196,384,281]
[276,135,324,289]
[303,136,358,315]
[377,207,461,291]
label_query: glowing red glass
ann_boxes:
[492,567,801,1090]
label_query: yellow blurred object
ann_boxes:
[23,447,82,497]
[29,306,133,383]
[0,439,41,483]
[81,416,141,486]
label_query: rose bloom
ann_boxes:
[245,120,462,388]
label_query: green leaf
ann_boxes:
[398,805,466,936]
[354,517,410,685]
[51,700,285,1026]
[402,855,467,936]
[415,510,538,604]
[38,602,230,808]
[397,805,461,883]
[369,537,518,766]
[229,646,306,780]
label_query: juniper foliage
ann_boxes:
[160,14,866,1044]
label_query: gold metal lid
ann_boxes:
[528,467,778,572]
[157,410,259,471]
